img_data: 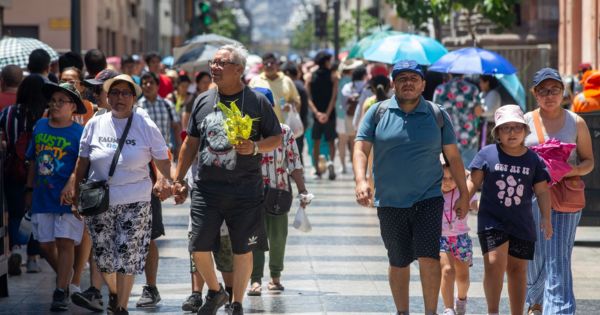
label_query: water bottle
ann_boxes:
[18,210,32,243]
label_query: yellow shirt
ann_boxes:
[249,72,300,123]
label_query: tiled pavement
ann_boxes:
[2,167,600,314]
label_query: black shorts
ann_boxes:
[311,117,337,141]
[188,188,262,255]
[478,229,535,260]
[377,197,444,267]
[150,193,165,240]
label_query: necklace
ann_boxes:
[443,189,455,231]
[215,86,245,113]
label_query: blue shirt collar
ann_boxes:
[388,95,429,113]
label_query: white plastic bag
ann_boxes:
[285,108,304,139]
[293,206,312,232]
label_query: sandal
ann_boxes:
[267,282,284,292]
[247,283,262,296]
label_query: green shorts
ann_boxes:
[189,234,234,273]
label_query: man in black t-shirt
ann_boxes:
[172,44,282,315]
[306,51,339,179]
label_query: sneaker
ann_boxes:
[455,297,467,315]
[71,286,104,312]
[26,259,41,273]
[527,304,543,315]
[136,285,161,308]
[8,253,22,276]
[50,288,70,312]
[442,308,456,315]
[181,292,203,312]
[107,293,118,314]
[197,284,229,315]
[231,302,244,315]
[327,162,336,180]
[114,307,129,315]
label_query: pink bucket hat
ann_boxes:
[492,105,528,135]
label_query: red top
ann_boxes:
[158,74,174,98]
[0,91,17,110]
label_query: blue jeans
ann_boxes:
[526,197,581,315]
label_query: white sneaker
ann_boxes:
[455,297,467,315]
[442,308,456,315]
[26,259,41,273]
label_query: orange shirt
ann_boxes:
[72,100,95,125]
[571,92,600,113]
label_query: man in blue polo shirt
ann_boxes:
[353,60,470,315]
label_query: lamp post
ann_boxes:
[71,0,81,53]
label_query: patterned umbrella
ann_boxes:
[0,36,59,69]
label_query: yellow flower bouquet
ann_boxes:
[217,100,258,145]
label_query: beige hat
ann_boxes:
[103,74,142,98]
[340,58,363,72]
[491,105,527,135]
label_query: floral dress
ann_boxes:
[433,78,481,153]
[261,124,303,191]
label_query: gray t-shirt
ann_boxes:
[187,86,282,202]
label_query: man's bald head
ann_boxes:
[1,65,23,89]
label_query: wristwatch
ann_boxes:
[252,141,259,156]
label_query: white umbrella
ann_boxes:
[0,36,59,69]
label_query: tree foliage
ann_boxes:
[290,18,316,52]
[336,9,381,48]
[386,0,520,42]
[208,8,250,45]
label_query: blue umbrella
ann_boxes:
[161,56,174,67]
[362,34,447,65]
[496,73,526,110]
[429,47,517,75]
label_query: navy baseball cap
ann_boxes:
[532,68,563,88]
[391,60,424,80]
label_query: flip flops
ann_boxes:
[267,282,284,292]
[247,283,262,296]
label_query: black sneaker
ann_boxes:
[71,286,104,312]
[231,302,244,315]
[197,284,228,315]
[50,288,69,312]
[327,162,336,180]
[107,293,118,314]
[136,285,161,308]
[114,307,129,315]
[181,292,203,312]
[8,253,22,276]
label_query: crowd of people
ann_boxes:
[0,40,596,315]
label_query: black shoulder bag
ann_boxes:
[78,114,133,216]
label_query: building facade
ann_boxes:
[558,0,600,75]
[2,0,185,56]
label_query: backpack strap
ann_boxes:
[374,99,444,129]
[426,100,445,129]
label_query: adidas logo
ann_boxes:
[248,235,258,246]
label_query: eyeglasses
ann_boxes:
[142,81,156,87]
[108,89,134,98]
[498,124,525,133]
[395,76,421,84]
[208,60,237,68]
[48,99,73,108]
[535,87,563,97]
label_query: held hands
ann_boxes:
[355,180,372,207]
[233,139,255,155]
[153,178,173,201]
[60,181,76,206]
[454,194,470,219]
[171,181,189,205]
[541,218,553,240]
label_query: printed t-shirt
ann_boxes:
[469,144,550,241]
[79,111,169,206]
[25,118,83,214]
[187,87,282,203]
